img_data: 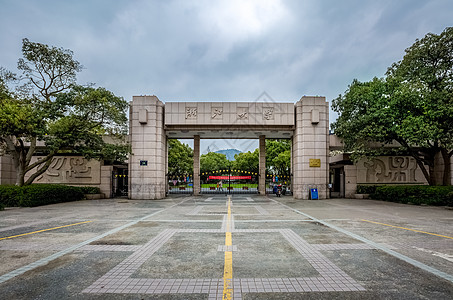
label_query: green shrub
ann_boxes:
[0,184,84,207]
[372,185,453,206]
[0,185,23,207]
[356,185,377,194]
[446,192,453,207]
[78,186,101,194]
[0,202,4,211]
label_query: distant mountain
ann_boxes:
[215,149,241,161]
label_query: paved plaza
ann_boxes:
[0,195,452,299]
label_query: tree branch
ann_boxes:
[397,138,431,183]
[25,150,55,172]
[25,136,36,165]
[24,157,54,185]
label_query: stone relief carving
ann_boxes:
[34,156,99,184]
[364,156,417,182]
[211,107,223,119]
[263,107,274,120]
[185,107,197,119]
[67,157,92,178]
[237,107,248,119]
[45,157,66,178]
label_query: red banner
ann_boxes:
[208,176,251,180]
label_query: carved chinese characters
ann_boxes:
[211,107,223,119]
[263,107,274,120]
[185,107,197,119]
[237,107,248,120]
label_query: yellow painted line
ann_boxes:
[0,221,93,241]
[362,219,453,240]
[223,196,233,300]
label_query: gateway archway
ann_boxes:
[129,96,329,200]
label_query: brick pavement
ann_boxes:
[82,195,368,299]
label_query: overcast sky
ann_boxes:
[1,0,452,152]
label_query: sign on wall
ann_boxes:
[309,159,321,167]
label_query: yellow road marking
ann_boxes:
[0,221,93,241]
[362,219,453,240]
[223,196,233,300]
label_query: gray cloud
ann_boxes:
[1,0,452,146]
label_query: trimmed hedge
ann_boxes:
[79,186,101,194]
[0,185,23,207]
[371,185,453,206]
[0,184,85,207]
[356,185,377,195]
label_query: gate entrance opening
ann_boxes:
[201,169,258,194]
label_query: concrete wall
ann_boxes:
[292,96,330,199]
[339,155,431,198]
[129,95,166,199]
[0,155,16,185]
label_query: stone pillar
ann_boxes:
[259,135,266,195]
[293,96,329,199]
[193,135,200,196]
[344,165,358,198]
[129,95,166,199]
[100,165,113,198]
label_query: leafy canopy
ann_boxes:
[168,139,193,175]
[0,39,129,185]
[200,152,229,173]
[332,27,453,185]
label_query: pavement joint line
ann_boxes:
[0,221,93,241]
[0,197,191,285]
[271,197,453,284]
[362,219,453,240]
[222,196,233,300]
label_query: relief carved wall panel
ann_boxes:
[357,156,426,184]
[29,156,101,184]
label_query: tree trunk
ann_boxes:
[414,158,431,185]
[15,151,26,186]
[441,148,451,186]
[428,162,437,186]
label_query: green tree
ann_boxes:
[272,150,291,175]
[0,39,129,186]
[167,139,193,175]
[200,152,229,173]
[232,149,259,173]
[265,139,291,174]
[332,27,453,185]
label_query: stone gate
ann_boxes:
[129,95,329,200]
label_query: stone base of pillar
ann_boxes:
[130,183,166,200]
[292,184,328,200]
